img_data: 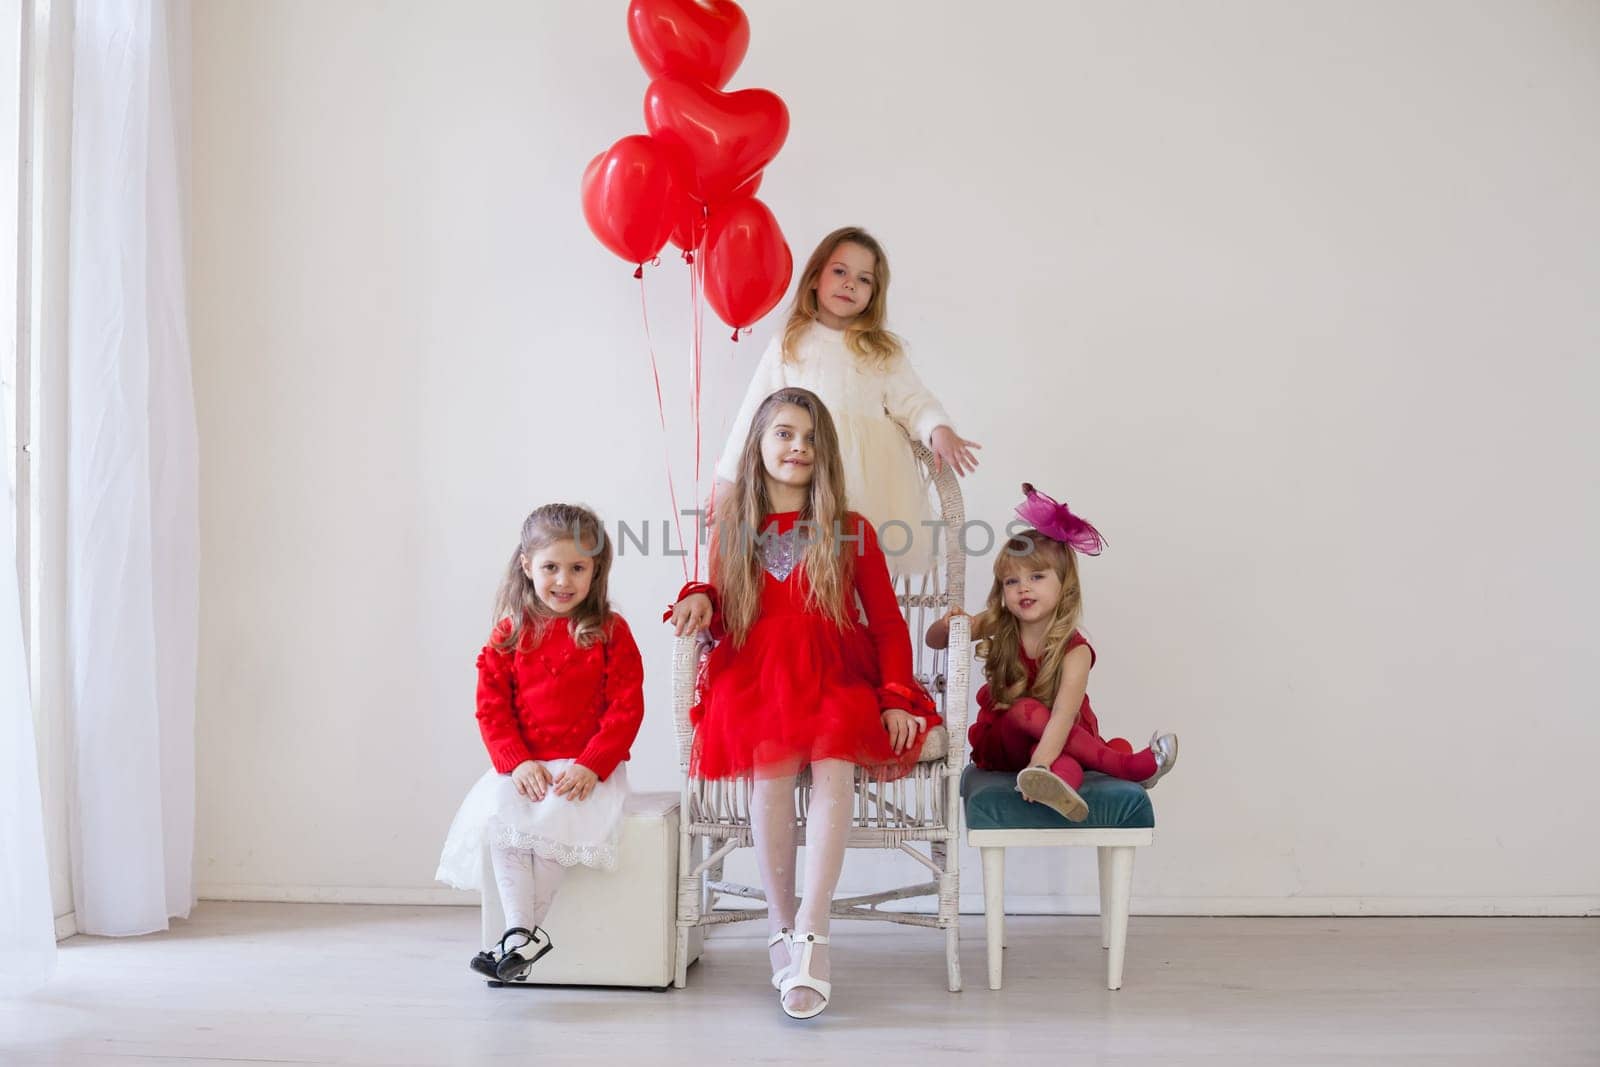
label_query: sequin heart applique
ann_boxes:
[760,526,802,582]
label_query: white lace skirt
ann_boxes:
[434,759,630,890]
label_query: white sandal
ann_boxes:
[779,931,831,1020]
[768,927,793,990]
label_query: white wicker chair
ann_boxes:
[671,438,971,992]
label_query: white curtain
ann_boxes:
[1,404,54,993]
[66,0,197,936]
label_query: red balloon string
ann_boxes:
[690,237,707,580]
[695,258,707,579]
[638,273,689,583]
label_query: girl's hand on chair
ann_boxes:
[512,760,552,801]
[552,763,599,802]
[930,425,982,477]
[924,606,968,650]
[881,708,926,755]
[670,593,713,636]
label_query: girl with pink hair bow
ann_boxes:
[928,485,1178,821]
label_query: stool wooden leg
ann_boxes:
[980,846,1005,990]
[1096,845,1112,950]
[1103,845,1135,990]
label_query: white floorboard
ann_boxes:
[2,902,1595,1065]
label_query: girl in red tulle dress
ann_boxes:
[668,386,936,1021]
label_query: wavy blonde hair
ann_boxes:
[781,226,903,366]
[973,531,1083,709]
[492,503,614,652]
[714,388,854,645]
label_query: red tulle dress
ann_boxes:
[677,512,939,781]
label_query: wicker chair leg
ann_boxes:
[674,926,690,988]
[675,828,698,988]
[945,922,962,992]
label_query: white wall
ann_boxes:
[190,0,1600,914]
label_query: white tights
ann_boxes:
[489,844,567,933]
[751,759,855,1013]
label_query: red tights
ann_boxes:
[991,698,1156,788]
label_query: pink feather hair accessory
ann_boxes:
[1015,482,1106,556]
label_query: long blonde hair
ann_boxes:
[781,226,903,366]
[492,503,614,652]
[973,531,1083,708]
[714,388,854,645]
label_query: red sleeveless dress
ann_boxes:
[968,631,1098,770]
[682,511,939,780]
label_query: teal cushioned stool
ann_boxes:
[962,766,1155,990]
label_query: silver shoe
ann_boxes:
[1140,733,1178,789]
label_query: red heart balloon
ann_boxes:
[670,170,762,254]
[580,134,678,268]
[701,195,792,332]
[626,0,750,90]
[668,192,707,257]
[644,75,788,202]
[734,171,763,197]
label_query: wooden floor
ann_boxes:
[2,903,1595,1065]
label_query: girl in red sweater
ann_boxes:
[668,387,937,1020]
[436,503,644,983]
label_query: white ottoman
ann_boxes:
[479,790,701,988]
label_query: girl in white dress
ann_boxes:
[713,227,980,578]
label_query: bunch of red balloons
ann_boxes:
[581,0,794,335]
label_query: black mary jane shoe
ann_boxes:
[468,948,500,980]
[493,926,554,982]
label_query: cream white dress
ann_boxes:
[715,322,952,578]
